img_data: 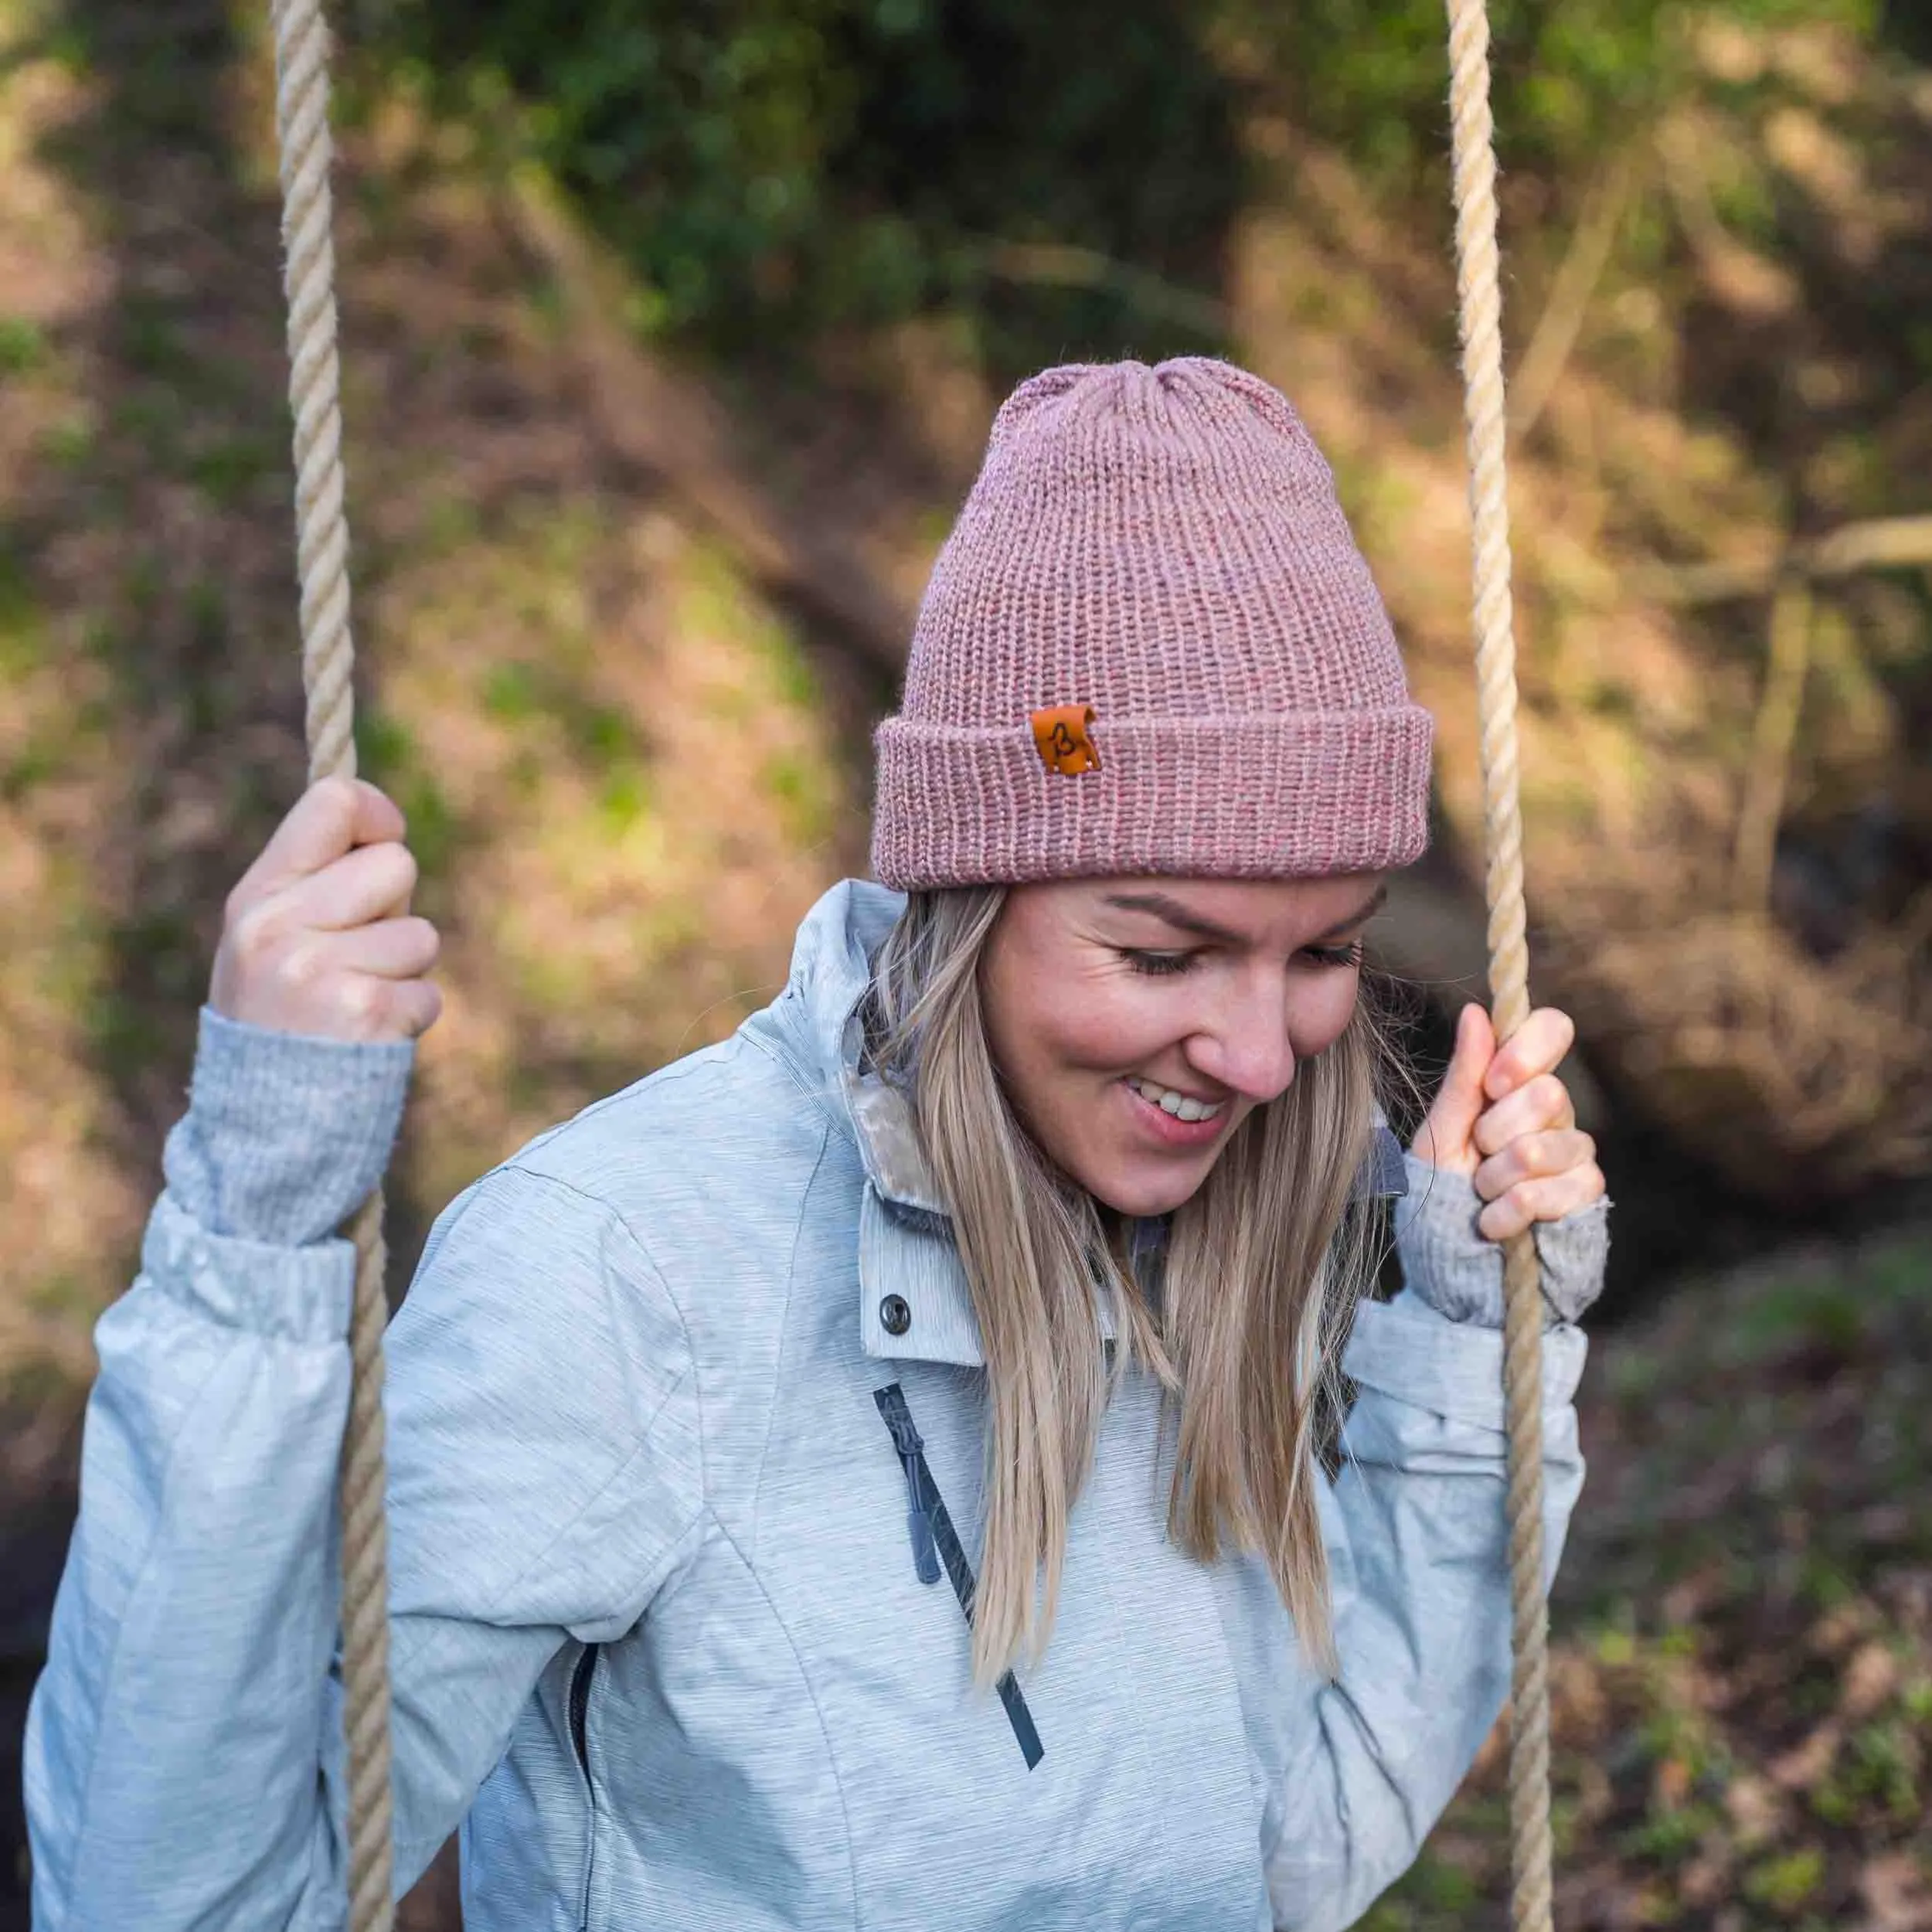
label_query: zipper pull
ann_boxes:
[875,1385,943,1586]
[900,1465,941,1587]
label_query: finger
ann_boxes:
[253,842,420,944]
[323,917,441,982]
[1482,1005,1577,1101]
[1472,1072,1575,1159]
[336,972,444,1043]
[1477,1165,1607,1242]
[247,917,438,1015]
[1412,1001,1494,1174]
[1472,1127,1597,1203]
[230,777,406,907]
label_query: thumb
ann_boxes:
[1413,1001,1495,1175]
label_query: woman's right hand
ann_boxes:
[210,775,444,1043]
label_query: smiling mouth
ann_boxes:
[1125,1076,1227,1124]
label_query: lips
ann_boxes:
[1120,1076,1230,1151]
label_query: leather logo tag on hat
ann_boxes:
[1029,703,1100,775]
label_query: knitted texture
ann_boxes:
[872,358,1434,889]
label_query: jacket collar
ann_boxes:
[781,879,1406,1369]
[783,878,946,1216]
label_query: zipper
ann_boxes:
[875,1384,942,1585]
[568,1644,599,1928]
[872,1382,1045,1770]
[568,1642,599,1772]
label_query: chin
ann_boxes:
[1085,1160,1217,1220]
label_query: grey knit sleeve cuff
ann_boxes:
[160,1006,415,1247]
[1393,1151,1610,1328]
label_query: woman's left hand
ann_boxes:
[1410,1002,1607,1242]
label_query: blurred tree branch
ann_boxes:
[1510,145,1647,440]
[1633,515,1932,604]
[1731,573,1814,912]
[975,239,1230,338]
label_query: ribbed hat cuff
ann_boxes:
[870,706,1434,889]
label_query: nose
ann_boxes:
[1183,973,1298,1104]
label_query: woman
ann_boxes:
[28,359,1607,1930]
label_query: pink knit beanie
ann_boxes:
[871,357,1434,889]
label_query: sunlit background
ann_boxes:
[2,1,1928,1924]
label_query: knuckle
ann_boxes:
[276,935,328,990]
[338,975,381,1028]
[228,900,282,962]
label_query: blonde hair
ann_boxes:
[868,886,1403,1688]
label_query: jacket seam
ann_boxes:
[537,1044,743,1145]
[471,1369,702,1626]
[747,1121,833,1567]
[494,1164,710,1514]
[707,1510,864,1932]
[743,1026,856,1148]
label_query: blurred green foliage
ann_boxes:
[359,0,1239,364]
[1240,0,1881,175]
[355,0,1905,369]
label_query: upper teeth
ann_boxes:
[1129,1077,1224,1123]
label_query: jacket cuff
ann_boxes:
[1394,1153,1610,1328]
[141,1192,356,1343]
[160,1007,413,1247]
[1344,1289,1589,1424]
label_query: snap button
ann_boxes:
[880,1293,912,1337]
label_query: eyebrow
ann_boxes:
[1100,883,1388,947]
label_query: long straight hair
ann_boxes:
[868,886,1403,1688]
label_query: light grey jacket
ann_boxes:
[26,879,1605,1931]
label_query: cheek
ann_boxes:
[1043,978,1192,1075]
[1290,975,1362,1058]
[1047,988,1150,1063]
[989,954,1176,1077]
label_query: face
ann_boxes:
[978,873,1384,1219]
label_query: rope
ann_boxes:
[1440,2,1555,1929]
[267,2,395,1925]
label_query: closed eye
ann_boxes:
[1300,940,1366,969]
[1121,949,1196,978]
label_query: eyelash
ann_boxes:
[1306,941,1367,969]
[1121,940,1365,978]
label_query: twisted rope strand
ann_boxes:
[267,2,394,1924]
[1440,2,1555,1929]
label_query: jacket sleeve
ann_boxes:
[26,1011,706,1930]
[1258,1157,1608,1931]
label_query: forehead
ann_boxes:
[1011,873,1386,941]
